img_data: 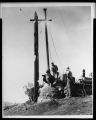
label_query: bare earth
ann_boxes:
[3,95,92,116]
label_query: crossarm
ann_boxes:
[30,19,52,22]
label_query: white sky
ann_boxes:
[2,3,93,103]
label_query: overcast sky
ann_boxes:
[2,3,93,103]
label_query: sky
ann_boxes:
[2,3,93,103]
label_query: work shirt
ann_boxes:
[68,71,72,79]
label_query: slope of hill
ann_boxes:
[3,95,92,116]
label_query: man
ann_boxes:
[51,62,58,78]
[65,67,72,97]
[46,69,55,87]
[81,69,86,96]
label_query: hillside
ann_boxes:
[3,95,92,116]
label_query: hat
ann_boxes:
[66,67,70,71]
[46,69,50,74]
[51,62,54,65]
[42,74,46,77]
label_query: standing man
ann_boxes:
[46,69,55,87]
[82,69,86,96]
[51,62,58,78]
[65,67,72,97]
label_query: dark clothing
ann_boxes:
[51,63,58,78]
[63,74,67,83]
[68,71,72,79]
[43,76,48,84]
[47,74,55,86]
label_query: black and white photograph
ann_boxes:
[1,2,94,118]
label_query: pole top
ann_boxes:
[43,8,47,11]
[34,11,38,20]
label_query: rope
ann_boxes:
[48,24,63,72]
[49,45,54,63]
[19,8,63,72]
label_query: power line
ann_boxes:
[19,8,63,72]
[49,44,54,63]
[48,24,63,72]
[50,31,63,71]
[58,10,66,28]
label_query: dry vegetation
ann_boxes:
[3,95,92,116]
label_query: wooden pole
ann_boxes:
[30,12,40,102]
[33,12,39,102]
[43,8,51,72]
[30,9,52,102]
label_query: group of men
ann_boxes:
[42,62,74,97]
[42,62,61,86]
[42,64,88,98]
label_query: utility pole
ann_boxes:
[43,8,52,73]
[30,9,52,102]
[30,12,39,102]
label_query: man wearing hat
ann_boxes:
[46,69,55,87]
[51,62,58,78]
[65,67,72,97]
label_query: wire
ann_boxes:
[57,10,65,28]
[51,31,63,71]
[19,8,63,72]
[49,45,54,63]
[48,24,63,72]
